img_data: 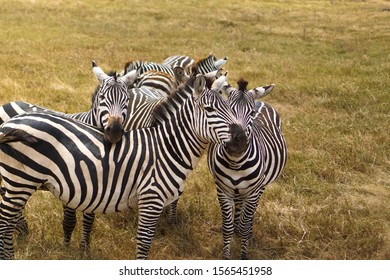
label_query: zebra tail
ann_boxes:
[0,129,38,146]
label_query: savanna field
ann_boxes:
[0,0,389,260]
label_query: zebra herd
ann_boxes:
[0,54,287,260]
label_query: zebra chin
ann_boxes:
[225,140,249,157]
[104,118,125,143]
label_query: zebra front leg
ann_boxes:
[14,212,29,237]
[135,198,164,259]
[237,196,260,260]
[80,212,95,252]
[217,192,235,260]
[233,198,244,236]
[63,206,77,246]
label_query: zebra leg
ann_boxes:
[80,212,95,252]
[217,191,235,260]
[168,199,178,224]
[63,206,77,246]
[15,214,29,236]
[135,197,164,260]
[0,214,19,260]
[233,198,244,236]
[1,184,29,236]
[237,194,261,260]
[0,198,27,259]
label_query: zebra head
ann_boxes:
[222,78,275,156]
[92,61,136,143]
[191,74,243,148]
[192,53,228,75]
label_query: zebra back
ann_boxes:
[163,53,228,74]
[122,59,174,76]
[162,55,195,71]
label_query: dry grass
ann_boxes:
[1,0,389,260]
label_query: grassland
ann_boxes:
[0,0,389,260]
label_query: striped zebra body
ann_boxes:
[207,79,287,259]
[0,74,242,259]
[0,62,134,249]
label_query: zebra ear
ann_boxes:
[221,82,235,97]
[92,61,109,82]
[193,75,206,99]
[211,72,227,92]
[214,56,228,68]
[249,84,275,99]
[173,66,189,84]
[204,68,222,80]
[119,69,137,86]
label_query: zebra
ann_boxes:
[207,78,287,259]
[0,73,245,260]
[58,68,229,247]
[0,66,189,250]
[0,61,136,249]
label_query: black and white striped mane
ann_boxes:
[234,78,252,104]
[150,73,218,127]
[150,75,198,127]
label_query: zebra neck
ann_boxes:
[154,114,208,171]
[65,110,95,126]
[217,142,258,166]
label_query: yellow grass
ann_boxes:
[0,0,389,259]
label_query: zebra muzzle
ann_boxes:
[104,117,124,143]
[225,123,248,157]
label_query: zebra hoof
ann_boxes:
[79,241,90,253]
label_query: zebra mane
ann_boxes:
[233,78,254,105]
[150,76,197,127]
[90,71,117,108]
[237,78,249,91]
